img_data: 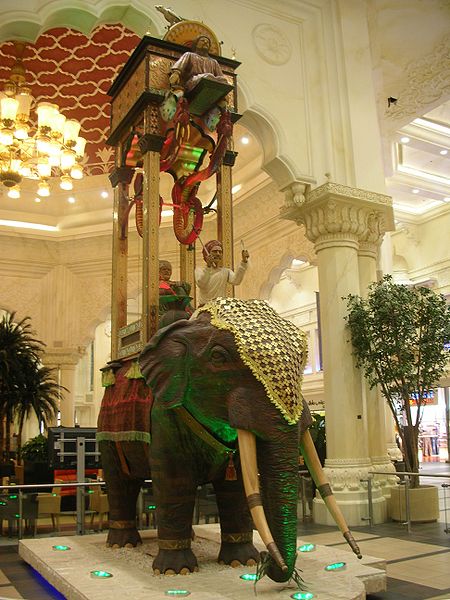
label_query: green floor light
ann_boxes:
[90,570,113,578]
[240,573,258,581]
[290,593,314,600]
[325,561,346,571]
[165,590,191,597]
[298,543,316,552]
[52,545,70,551]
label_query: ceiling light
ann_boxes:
[443,197,450,203]
[240,136,250,145]
[440,149,448,156]
[34,197,41,203]
[101,191,109,198]
[412,189,420,194]
[398,165,450,185]
[0,41,86,199]
[413,117,450,135]
[400,136,410,144]
[7,186,20,199]
[67,196,76,204]
[232,184,242,194]
[0,219,58,231]
[37,180,50,196]
[60,175,73,191]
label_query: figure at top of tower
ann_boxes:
[169,35,229,96]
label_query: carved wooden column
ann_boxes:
[109,166,134,360]
[217,149,237,297]
[139,111,165,343]
[282,181,394,525]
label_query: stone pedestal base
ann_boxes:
[19,526,386,600]
[313,460,388,526]
[313,491,387,527]
[389,484,439,522]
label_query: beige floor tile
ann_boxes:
[347,537,446,561]
[0,571,11,585]
[388,560,450,590]
[298,531,379,546]
[0,585,24,598]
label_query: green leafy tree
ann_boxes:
[345,276,450,487]
[0,312,62,462]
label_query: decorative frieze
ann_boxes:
[281,181,394,248]
[323,458,373,493]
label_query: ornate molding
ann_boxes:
[281,182,394,247]
[43,347,84,368]
[306,182,392,208]
[383,35,450,129]
[322,459,372,493]
[283,181,309,209]
[252,23,292,66]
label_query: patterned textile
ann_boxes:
[97,360,153,444]
[197,298,308,424]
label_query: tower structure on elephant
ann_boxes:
[106,17,241,361]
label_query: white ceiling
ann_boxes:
[0,0,448,236]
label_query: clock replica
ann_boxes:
[105,16,240,355]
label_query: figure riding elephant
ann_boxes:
[99,298,360,583]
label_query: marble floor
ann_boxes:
[0,462,449,600]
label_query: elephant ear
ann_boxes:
[139,319,193,408]
[198,298,308,424]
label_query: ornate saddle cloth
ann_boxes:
[97,359,153,444]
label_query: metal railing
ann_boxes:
[0,480,108,539]
[360,470,450,533]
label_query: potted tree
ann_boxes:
[0,312,62,484]
[345,275,450,521]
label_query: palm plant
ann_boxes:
[0,312,62,461]
[345,276,450,487]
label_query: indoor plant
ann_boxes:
[0,312,62,462]
[345,276,449,518]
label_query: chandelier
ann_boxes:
[0,42,86,198]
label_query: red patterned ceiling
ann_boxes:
[0,24,141,175]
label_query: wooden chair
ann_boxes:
[89,485,109,530]
[0,491,38,537]
[36,486,61,533]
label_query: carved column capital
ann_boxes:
[43,347,84,369]
[281,182,394,250]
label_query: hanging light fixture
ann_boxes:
[0,41,86,198]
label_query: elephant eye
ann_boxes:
[210,346,229,365]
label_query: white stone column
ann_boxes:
[358,240,396,501]
[282,182,394,525]
[44,349,82,427]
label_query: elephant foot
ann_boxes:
[153,548,199,575]
[106,525,142,548]
[218,541,260,567]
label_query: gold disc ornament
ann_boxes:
[164,20,222,56]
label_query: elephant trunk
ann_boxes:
[238,428,299,582]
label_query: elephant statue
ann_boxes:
[98,298,361,583]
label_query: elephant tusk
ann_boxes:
[300,429,362,559]
[237,428,288,573]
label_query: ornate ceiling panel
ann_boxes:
[0,24,141,175]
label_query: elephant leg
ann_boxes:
[152,475,198,574]
[99,440,145,548]
[213,477,260,567]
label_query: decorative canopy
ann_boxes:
[197,298,308,424]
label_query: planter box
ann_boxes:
[389,484,439,522]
